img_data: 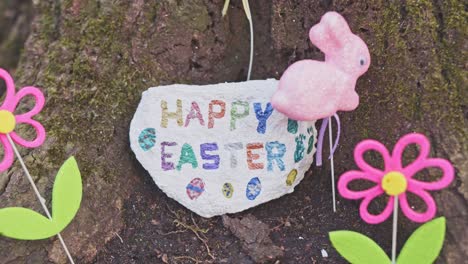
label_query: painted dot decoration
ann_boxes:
[222,183,234,198]
[186,178,205,200]
[286,169,298,186]
[246,177,261,200]
[138,128,156,151]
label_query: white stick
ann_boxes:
[392,196,399,264]
[7,134,75,264]
[328,117,336,212]
[247,17,254,81]
[240,0,254,81]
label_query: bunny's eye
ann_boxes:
[359,58,366,66]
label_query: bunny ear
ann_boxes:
[309,12,352,54]
[0,68,17,110]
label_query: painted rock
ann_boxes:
[129,79,317,217]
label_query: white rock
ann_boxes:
[129,79,316,217]
[321,249,328,258]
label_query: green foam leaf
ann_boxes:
[0,207,57,240]
[330,231,391,264]
[52,156,82,230]
[0,157,82,240]
[397,217,446,264]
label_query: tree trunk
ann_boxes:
[1,0,466,263]
[0,0,32,69]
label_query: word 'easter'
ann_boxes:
[157,141,287,172]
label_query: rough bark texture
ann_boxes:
[0,0,466,263]
[0,0,32,72]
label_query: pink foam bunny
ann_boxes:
[271,12,371,121]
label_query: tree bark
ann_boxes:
[0,0,32,71]
[0,0,466,263]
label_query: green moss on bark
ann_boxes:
[24,2,151,180]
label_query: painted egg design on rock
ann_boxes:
[138,128,156,151]
[186,178,205,200]
[246,177,261,200]
[222,183,234,198]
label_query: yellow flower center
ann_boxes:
[0,110,15,134]
[381,171,407,196]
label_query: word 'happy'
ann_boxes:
[161,99,274,133]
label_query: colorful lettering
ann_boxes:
[200,143,220,170]
[266,141,286,171]
[161,141,177,171]
[224,143,243,168]
[185,101,205,127]
[161,99,183,128]
[230,101,249,131]
[208,100,226,129]
[246,143,264,170]
[253,102,274,134]
[294,134,306,163]
[177,143,198,170]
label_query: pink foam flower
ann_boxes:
[0,68,46,172]
[338,133,454,224]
